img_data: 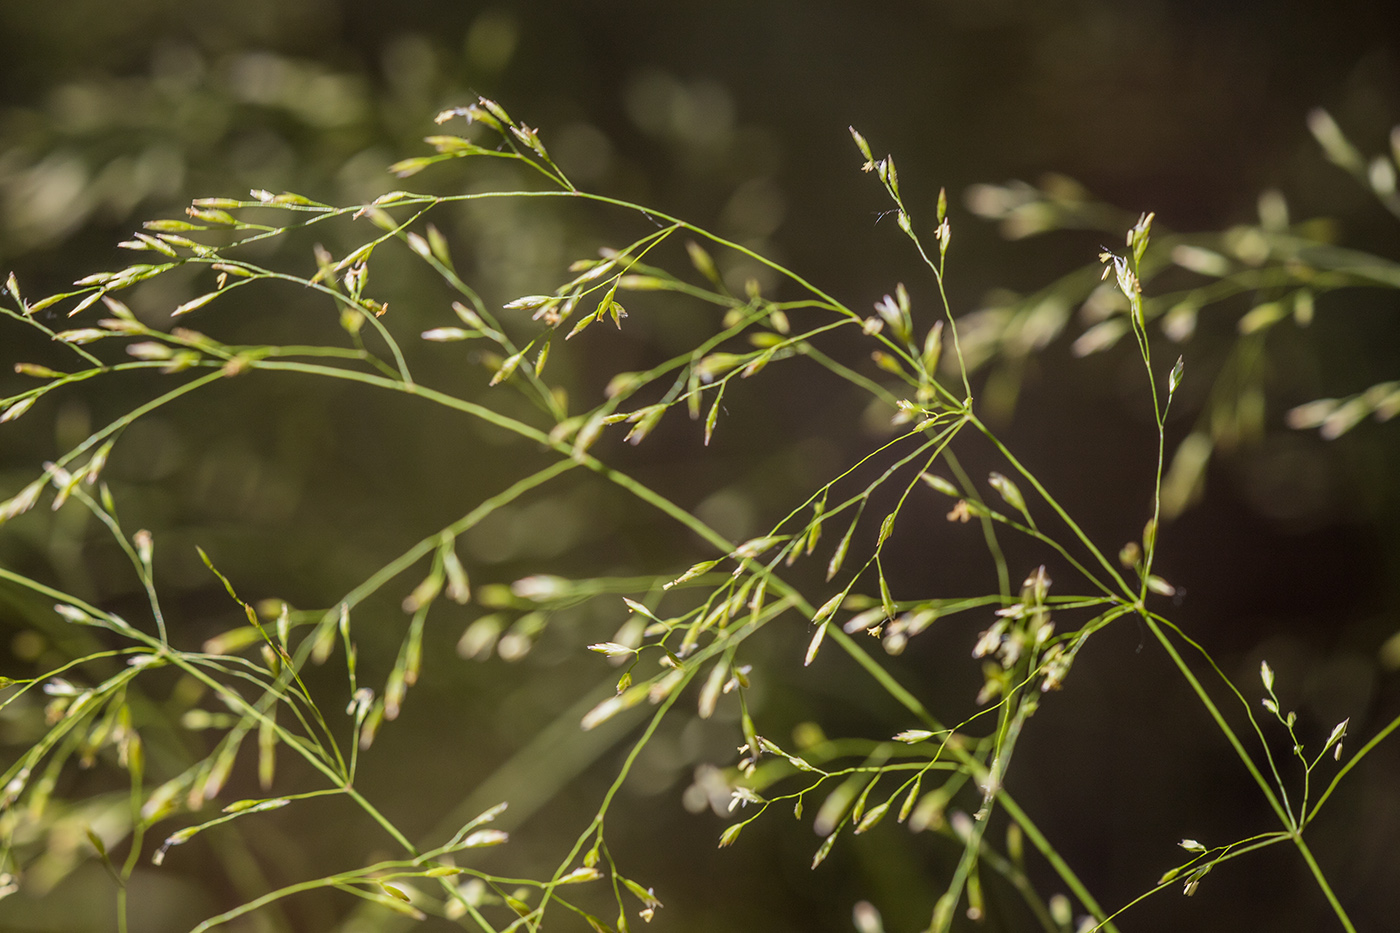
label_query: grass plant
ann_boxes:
[2,100,1397,932]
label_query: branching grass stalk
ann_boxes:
[529,668,694,931]
[970,414,1135,598]
[4,102,1390,933]
[1142,614,1358,933]
[1091,831,1291,930]
[1308,707,1400,825]
[1146,611,1295,823]
[941,450,1012,597]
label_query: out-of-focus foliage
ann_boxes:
[2,3,1400,933]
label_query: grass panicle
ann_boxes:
[1,100,1396,933]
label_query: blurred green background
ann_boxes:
[2,2,1399,931]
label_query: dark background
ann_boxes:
[2,2,1399,931]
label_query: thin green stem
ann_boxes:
[1292,832,1356,933]
[970,414,1134,597]
[1308,709,1400,824]
[998,789,1120,933]
[346,786,417,856]
[1143,617,1291,827]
